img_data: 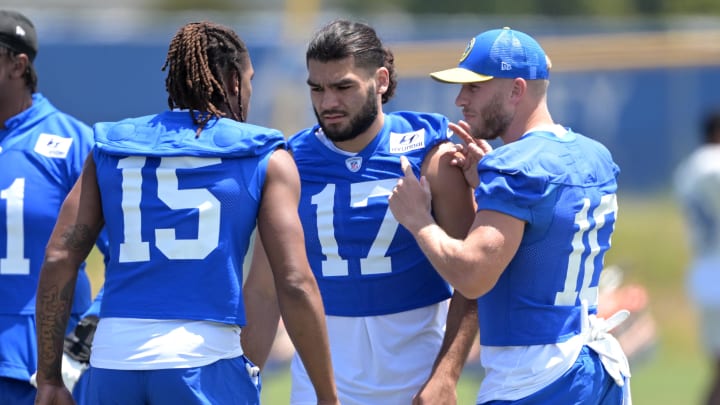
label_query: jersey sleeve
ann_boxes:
[393,111,452,152]
[475,152,548,223]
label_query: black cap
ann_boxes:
[0,10,37,62]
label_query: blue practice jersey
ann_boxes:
[0,93,94,315]
[0,93,96,381]
[475,129,620,346]
[93,111,285,326]
[289,111,453,316]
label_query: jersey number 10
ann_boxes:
[554,194,617,307]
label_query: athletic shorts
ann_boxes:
[479,346,631,405]
[82,356,260,405]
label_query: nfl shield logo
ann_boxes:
[345,156,362,172]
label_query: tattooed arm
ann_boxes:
[35,155,105,405]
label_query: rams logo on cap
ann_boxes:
[459,37,475,63]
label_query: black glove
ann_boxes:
[63,315,99,364]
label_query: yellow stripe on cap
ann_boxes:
[429,67,494,84]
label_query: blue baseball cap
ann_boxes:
[431,27,550,83]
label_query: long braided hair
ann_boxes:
[162,21,249,136]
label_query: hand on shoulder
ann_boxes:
[448,120,492,189]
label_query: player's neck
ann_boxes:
[0,90,32,130]
[503,104,553,144]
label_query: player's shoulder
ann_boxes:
[94,111,285,157]
[384,111,453,149]
[685,144,720,171]
[572,131,614,158]
[484,129,618,187]
[675,145,720,193]
[571,131,620,178]
[211,118,287,152]
[479,132,561,181]
[386,111,449,130]
[92,113,157,144]
[287,125,318,149]
[213,117,284,138]
[49,112,92,135]
[32,94,93,139]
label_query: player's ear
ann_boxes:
[375,66,389,95]
[8,53,30,79]
[509,78,527,105]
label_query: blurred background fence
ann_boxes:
[12,5,720,194]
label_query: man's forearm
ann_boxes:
[277,283,337,403]
[429,292,478,381]
[414,224,473,295]
[242,236,282,369]
[242,288,280,369]
[36,266,77,386]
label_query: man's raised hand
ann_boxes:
[389,156,434,234]
[448,120,492,189]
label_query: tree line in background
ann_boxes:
[158,0,720,16]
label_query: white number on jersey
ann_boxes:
[311,179,398,277]
[555,194,617,306]
[0,178,30,275]
[118,156,221,263]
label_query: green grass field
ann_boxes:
[603,195,708,405]
[85,194,711,404]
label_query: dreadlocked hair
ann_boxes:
[307,19,397,104]
[162,21,249,137]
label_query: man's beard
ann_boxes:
[315,85,378,143]
[472,93,512,141]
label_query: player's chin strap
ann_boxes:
[581,299,631,389]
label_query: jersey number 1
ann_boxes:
[1,178,30,275]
